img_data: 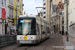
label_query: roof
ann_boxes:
[54,2,64,12]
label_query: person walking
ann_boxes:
[12,30,14,35]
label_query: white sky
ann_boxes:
[23,0,43,15]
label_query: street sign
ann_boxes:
[0,8,1,17]
[2,8,5,20]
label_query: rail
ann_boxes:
[0,35,16,47]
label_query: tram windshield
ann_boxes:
[18,18,36,35]
[19,22,31,35]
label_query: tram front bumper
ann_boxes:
[17,40,38,44]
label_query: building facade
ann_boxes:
[64,0,67,35]
[51,1,64,34]
[64,0,75,37]
[51,0,63,14]
[6,0,23,35]
[43,0,64,28]
[0,0,6,35]
[43,0,51,24]
[0,0,23,35]
[68,0,75,37]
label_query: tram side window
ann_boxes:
[37,24,40,35]
[37,24,39,32]
[31,19,36,35]
[47,27,50,33]
[41,25,45,34]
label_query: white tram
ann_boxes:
[17,15,50,44]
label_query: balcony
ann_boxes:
[43,0,46,5]
[43,5,46,9]
[43,14,46,16]
[22,3,24,7]
[43,0,46,3]
[43,9,46,12]
[64,0,67,2]
[43,5,46,7]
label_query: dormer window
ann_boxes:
[59,6,62,8]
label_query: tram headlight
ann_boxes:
[17,36,21,40]
[18,41,19,42]
[31,37,34,39]
[32,41,34,42]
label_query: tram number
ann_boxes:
[24,36,27,40]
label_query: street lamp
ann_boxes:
[36,7,45,18]
[62,0,69,41]
[36,7,44,14]
[66,0,69,41]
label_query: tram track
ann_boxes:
[13,45,21,50]
[54,34,64,50]
[13,44,31,50]
[58,35,64,50]
[53,34,58,50]
[55,35,60,50]
[24,46,31,50]
[43,37,56,50]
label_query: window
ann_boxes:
[17,0,19,2]
[5,0,6,7]
[60,13,62,15]
[64,0,67,2]
[11,9,13,18]
[37,24,39,32]
[2,0,3,4]
[18,18,36,35]
[59,6,62,8]
[9,0,13,5]
[9,9,13,18]
[36,24,40,35]
[47,27,50,33]
[41,25,45,34]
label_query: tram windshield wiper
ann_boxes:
[26,31,31,35]
[26,29,36,35]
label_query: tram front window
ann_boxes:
[22,23,31,35]
[18,19,36,35]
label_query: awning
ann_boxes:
[51,12,58,17]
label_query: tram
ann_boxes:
[17,15,50,44]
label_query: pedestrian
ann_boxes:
[60,31,61,34]
[12,30,14,35]
[14,31,17,35]
[7,31,10,35]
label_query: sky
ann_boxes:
[23,0,43,15]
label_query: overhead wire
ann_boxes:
[35,0,39,6]
[24,0,42,15]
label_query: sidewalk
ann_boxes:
[62,35,75,45]
[62,35,75,50]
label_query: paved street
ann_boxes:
[0,0,75,50]
[63,35,75,45]
[0,34,64,50]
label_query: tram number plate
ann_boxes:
[24,36,27,40]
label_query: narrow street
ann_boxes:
[0,34,64,50]
[0,0,75,50]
